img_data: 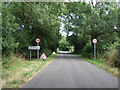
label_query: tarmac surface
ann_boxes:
[21,51,118,88]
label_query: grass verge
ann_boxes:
[76,54,119,78]
[2,54,57,88]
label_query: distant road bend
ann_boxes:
[21,51,118,88]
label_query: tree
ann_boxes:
[63,2,119,59]
[2,2,65,57]
[2,2,19,56]
[59,36,70,51]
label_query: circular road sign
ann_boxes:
[92,38,97,44]
[36,38,40,43]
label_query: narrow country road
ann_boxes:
[21,51,118,88]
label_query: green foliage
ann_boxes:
[63,2,119,67]
[2,2,65,58]
[2,2,119,68]
[2,3,19,56]
[59,36,70,51]
[105,41,120,67]
[41,48,52,57]
[82,41,93,58]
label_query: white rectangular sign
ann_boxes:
[28,46,40,50]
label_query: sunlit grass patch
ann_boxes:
[2,54,57,88]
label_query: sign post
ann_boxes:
[94,43,96,60]
[28,46,40,59]
[30,50,31,60]
[36,38,40,59]
[37,43,39,59]
[92,39,97,60]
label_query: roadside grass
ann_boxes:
[2,54,57,88]
[76,54,119,78]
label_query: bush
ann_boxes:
[82,41,93,58]
[41,48,52,57]
[105,42,120,67]
[2,53,24,69]
[59,36,70,51]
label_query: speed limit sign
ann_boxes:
[92,39,97,44]
[36,38,40,43]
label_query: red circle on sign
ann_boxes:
[92,39,97,44]
[36,38,40,43]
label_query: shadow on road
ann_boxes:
[57,51,81,60]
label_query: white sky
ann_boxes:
[59,23,73,36]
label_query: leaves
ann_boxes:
[2,1,119,60]
[64,2,119,56]
[2,2,65,57]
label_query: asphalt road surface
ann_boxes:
[21,51,118,88]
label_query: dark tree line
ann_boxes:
[2,2,120,67]
[63,2,119,67]
[2,2,65,57]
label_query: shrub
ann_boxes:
[41,48,52,57]
[105,42,120,67]
[82,41,93,58]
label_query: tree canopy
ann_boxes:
[2,2,66,57]
[2,1,119,66]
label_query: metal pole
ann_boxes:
[30,50,31,60]
[94,43,96,60]
[37,43,39,59]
